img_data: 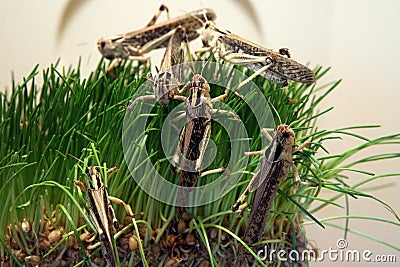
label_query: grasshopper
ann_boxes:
[75,166,134,267]
[98,5,216,72]
[123,25,190,109]
[232,125,316,265]
[172,74,229,221]
[198,21,315,88]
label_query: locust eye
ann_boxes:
[100,40,106,49]
[86,166,97,176]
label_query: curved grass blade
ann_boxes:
[56,204,90,263]
[205,223,268,267]
[193,218,217,267]
[0,235,23,267]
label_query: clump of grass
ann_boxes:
[0,58,399,266]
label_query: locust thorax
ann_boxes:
[186,74,212,120]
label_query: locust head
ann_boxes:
[97,36,128,60]
[275,124,295,150]
[86,166,103,190]
[201,21,220,49]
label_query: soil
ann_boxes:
[1,214,315,266]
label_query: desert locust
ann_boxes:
[198,21,315,89]
[231,125,316,265]
[172,73,232,221]
[123,25,190,109]
[98,5,216,72]
[75,166,134,267]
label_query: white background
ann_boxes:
[0,1,399,265]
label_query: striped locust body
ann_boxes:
[75,166,134,267]
[232,125,314,265]
[199,21,315,87]
[85,166,119,266]
[172,74,227,221]
[150,26,187,105]
[98,6,216,66]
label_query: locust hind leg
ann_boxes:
[135,28,182,58]
[105,197,120,231]
[236,58,274,90]
[171,125,185,173]
[231,202,249,232]
[146,4,170,27]
[105,166,135,227]
[108,196,135,230]
[231,171,261,212]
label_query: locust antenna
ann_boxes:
[178,4,215,30]
[267,98,282,125]
[201,3,209,25]
[67,153,84,164]
[187,59,195,78]
[141,65,155,89]
[176,7,204,26]
[200,53,212,77]
[67,153,89,173]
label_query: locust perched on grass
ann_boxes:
[75,166,134,267]
[171,73,231,221]
[123,26,190,109]
[232,125,316,265]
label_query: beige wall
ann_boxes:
[0,0,399,265]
